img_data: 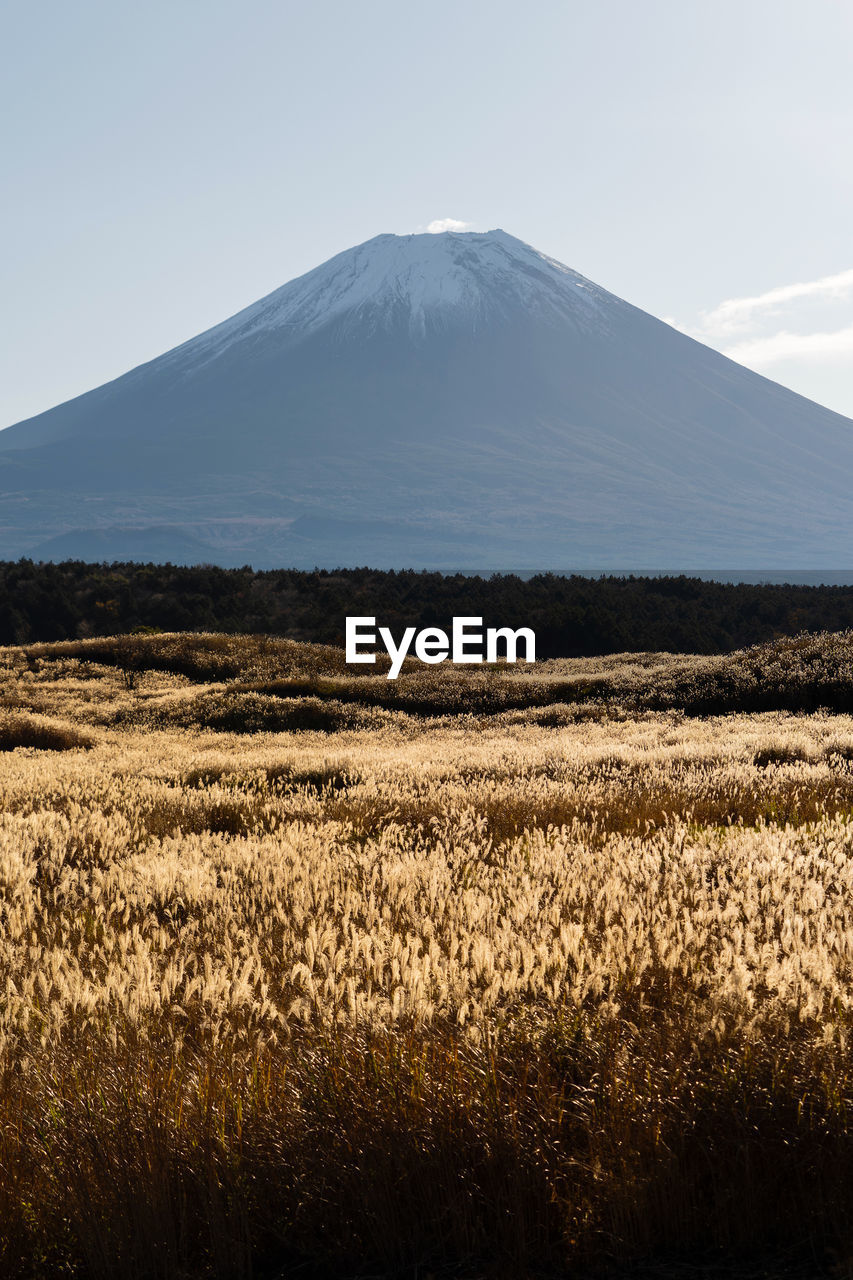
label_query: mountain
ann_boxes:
[3,228,853,568]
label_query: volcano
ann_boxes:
[3,229,853,567]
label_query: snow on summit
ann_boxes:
[176,229,619,363]
[7,221,853,568]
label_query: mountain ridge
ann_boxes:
[2,229,853,568]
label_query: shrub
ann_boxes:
[0,714,93,751]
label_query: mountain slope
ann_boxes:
[2,229,853,567]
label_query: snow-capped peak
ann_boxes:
[172,229,622,365]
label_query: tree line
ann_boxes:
[3,558,853,657]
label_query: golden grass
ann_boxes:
[2,633,853,1276]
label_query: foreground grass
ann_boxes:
[3,634,853,1276]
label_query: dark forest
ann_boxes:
[4,559,853,656]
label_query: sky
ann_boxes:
[3,0,853,428]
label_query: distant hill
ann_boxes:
[3,228,853,566]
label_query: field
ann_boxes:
[3,631,853,1278]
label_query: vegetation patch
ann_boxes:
[8,559,853,657]
[2,634,853,1276]
[0,712,93,751]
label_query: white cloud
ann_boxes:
[667,265,853,413]
[702,267,853,336]
[724,324,853,367]
[426,218,472,233]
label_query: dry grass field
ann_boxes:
[3,631,853,1278]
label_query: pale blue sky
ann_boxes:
[3,0,853,427]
